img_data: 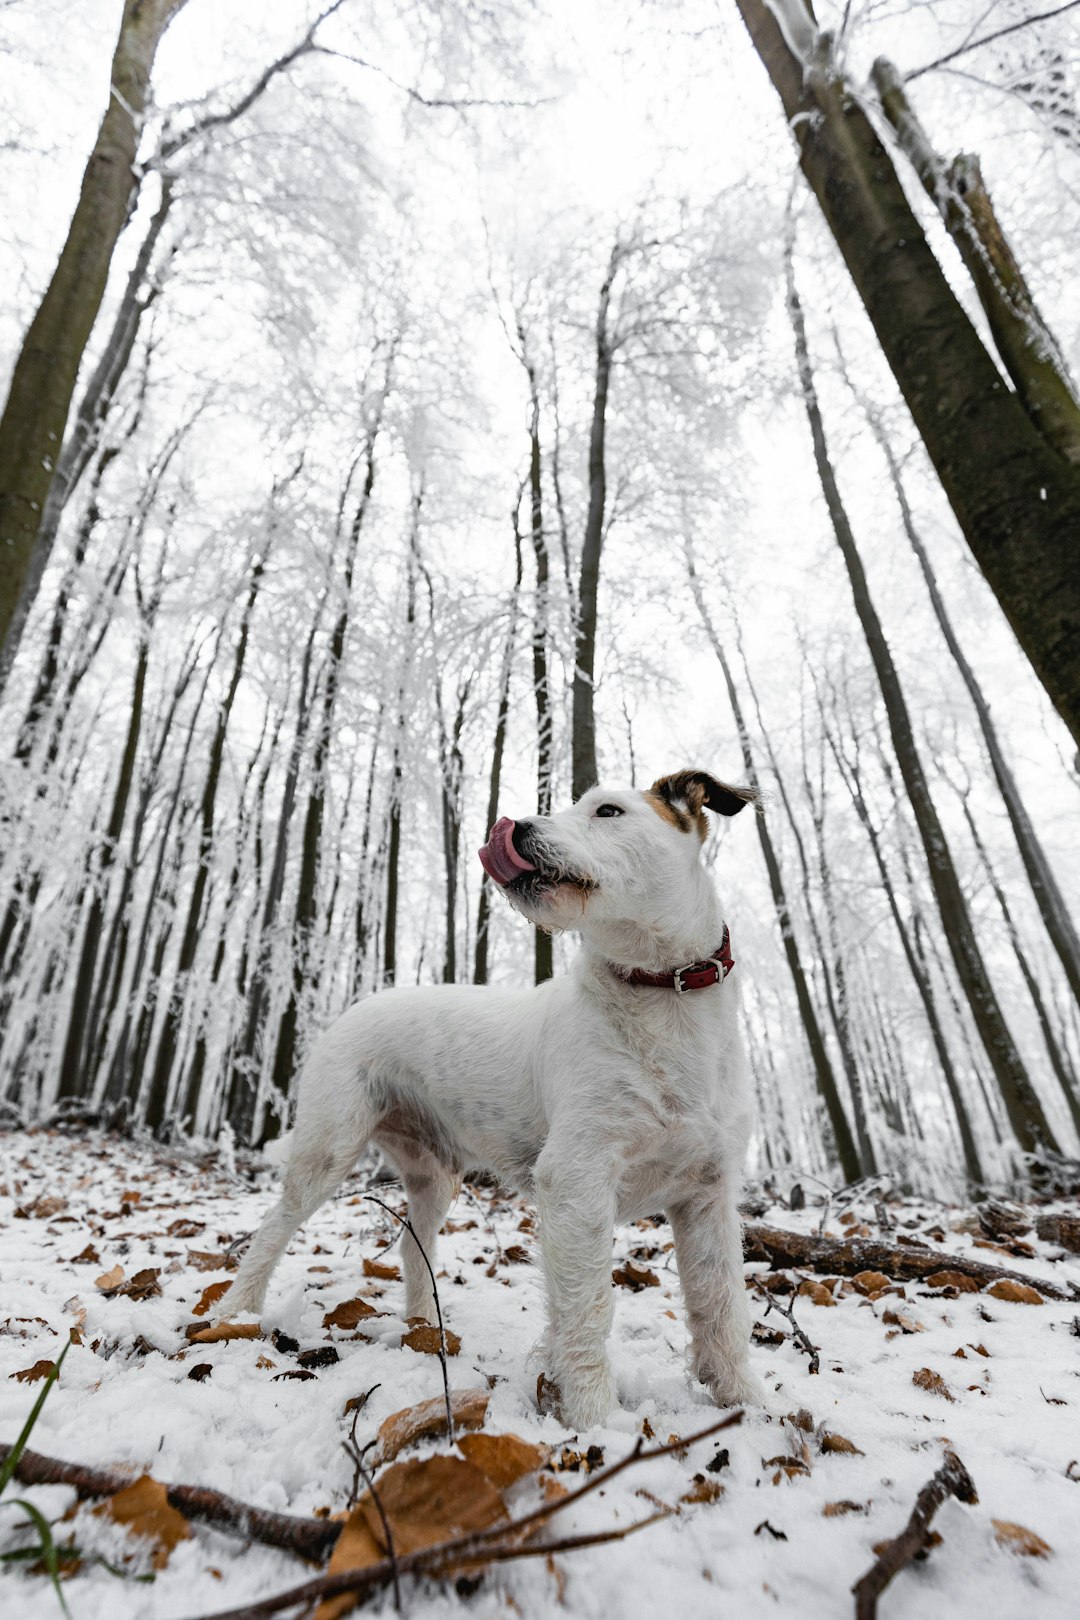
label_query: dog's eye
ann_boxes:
[595,804,624,818]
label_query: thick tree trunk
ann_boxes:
[0,0,188,663]
[686,545,862,1182]
[571,243,620,801]
[787,251,1059,1159]
[735,0,1080,749]
[868,418,1080,1013]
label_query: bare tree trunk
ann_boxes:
[686,543,862,1182]
[143,547,267,1134]
[735,0,1080,749]
[951,780,1080,1141]
[475,522,523,986]
[383,496,421,989]
[825,717,985,1184]
[865,411,1080,1013]
[0,0,189,666]
[571,241,621,801]
[786,247,1059,1160]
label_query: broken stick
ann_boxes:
[852,1449,978,1620]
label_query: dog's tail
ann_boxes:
[262,1129,294,1169]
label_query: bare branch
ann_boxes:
[906,0,1080,83]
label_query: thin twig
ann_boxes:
[906,1,1080,82]
[348,1445,401,1614]
[364,1193,455,1445]
[852,1449,978,1620]
[763,1290,821,1375]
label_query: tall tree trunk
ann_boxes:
[824,717,985,1184]
[738,630,877,1174]
[0,0,188,666]
[865,411,1080,1014]
[952,782,1080,1141]
[383,496,421,989]
[571,241,621,801]
[516,336,555,983]
[143,547,266,1133]
[475,523,523,986]
[686,542,862,1182]
[786,246,1059,1159]
[735,0,1080,749]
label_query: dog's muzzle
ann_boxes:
[478,817,537,887]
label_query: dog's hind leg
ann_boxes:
[378,1145,457,1324]
[224,1135,361,1318]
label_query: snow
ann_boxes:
[2,1127,1078,1619]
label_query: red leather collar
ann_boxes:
[619,925,734,993]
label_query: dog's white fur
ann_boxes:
[224,774,762,1428]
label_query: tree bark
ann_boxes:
[475,522,523,986]
[686,544,862,1182]
[383,497,421,989]
[734,0,1080,750]
[0,0,188,664]
[786,247,1059,1159]
[571,242,621,801]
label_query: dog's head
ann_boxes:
[478,770,755,936]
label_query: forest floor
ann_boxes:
[1,1127,1078,1620]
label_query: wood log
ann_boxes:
[743,1222,1076,1302]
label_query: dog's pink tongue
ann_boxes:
[478,817,535,886]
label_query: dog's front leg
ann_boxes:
[668,1177,763,1408]
[534,1145,617,1430]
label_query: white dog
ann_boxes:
[224,770,762,1428]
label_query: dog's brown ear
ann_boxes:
[649,770,757,820]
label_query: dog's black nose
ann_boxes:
[510,819,534,859]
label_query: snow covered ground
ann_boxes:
[1,1127,1078,1619]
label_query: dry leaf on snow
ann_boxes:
[9,1359,56,1384]
[680,1475,724,1506]
[925,1271,981,1293]
[819,1431,863,1456]
[94,1474,192,1570]
[992,1519,1052,1557]
[986,1280,1044,1305]
[362,1256,400,1281]
[95,1264,124,1291]
[374,1389,489,1465]
[456,1432,550,1489]
[323,1297,378,1330]
[612,1260,659,1290]
[796,1280,836,1307]
[402,1324,460,1356]
[192,1280,232,1318]
[913,1367,955,1401]
[851,1271,890,1296]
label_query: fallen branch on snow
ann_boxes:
[852,1448,978,1619]
[0,1443,339,1561]
[744,1222,1076,1300]
[171,1410,744,1620]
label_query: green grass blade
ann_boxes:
[8,1498,72,1617]
[0,1338,71,1498]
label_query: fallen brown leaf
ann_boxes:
[374,1389,489,1465]
[323,1297,378,1330]
[362,1257,400,1281]
[796,1279,836,1307]
[986,1280,1044,1305]
[612,1260,660,1291]
[95,1264,124,1291]
[9,1359,56,1384]
[192,1280,232,1318]
[823,1499,868,1516]
[913,1367,955,1402]
[882,1308,924,1334]
[925,1271,981,1293]
[992,1519,1052,1557]
[680,1475,724,1505]
[457,1432,550,1489]
[820,1431,863,1456]
[851,1270,890,1296]
[402,1324,460,1356]
[95,1474,192,1570]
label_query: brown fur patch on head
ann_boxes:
[648,770,757,833]
[644,791,697,836]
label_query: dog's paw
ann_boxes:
[701,1365,766,1410]
[556,1365,616,1431]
